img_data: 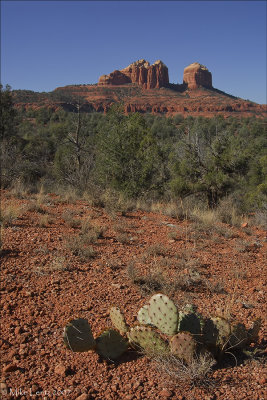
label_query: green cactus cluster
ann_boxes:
[63,293,261,364]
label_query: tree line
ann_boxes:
[1,84,266,211]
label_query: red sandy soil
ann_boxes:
[0,190,266,400]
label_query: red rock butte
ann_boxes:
[183,62,212,89]
[98,59,213,90]
[12,58,267,118]
[98,59,169,89]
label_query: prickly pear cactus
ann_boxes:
[109,307,128,335]
[170,332,197,364]
[148,293,178,335]
[137,305,152,326]
[229,323,248,349]
[95,329,128,360]
[247,318,261,344]
[128,326,169,356]
[178,304,203,336]
[63,318,96,352]
[203,317,231,353]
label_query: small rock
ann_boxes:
[111,283,123,289]
[258,377,266,385]
[14,327,23,335]
[54,364,71,376]
[159,388,173,398]
[111,384,118,391]
[75,394,89,400]
[31,384,40,394]
[3,364,18,373]
[0,381,8,395]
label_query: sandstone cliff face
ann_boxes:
[98,70,131,86]
[183,62,212,89]
[98,59,169,89]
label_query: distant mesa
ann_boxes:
[98,59,213,90]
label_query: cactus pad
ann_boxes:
[128,326,169,356]
[137,305,152,325]
[109,307,128,335]
[247,318,261,344]
[178,310,203,336]
[148,293,178,335]
[170,332,197,364]
[229,323,248,349]
[63,318,96,352]
[95,329,128,360]
[203,317,231,352]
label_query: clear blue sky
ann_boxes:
[1,1,266,104]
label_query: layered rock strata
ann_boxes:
[98,59,169,89]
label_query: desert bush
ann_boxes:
[0,203,24,226]
[116,232,132,244]
[252,206,267,230]
[235,239,253,253]
[127,261,168,295]
[152,353,216,388]
[38,214,52,227]
[65,234,95,260]
[216,197,243,226]
[35,256,68,274]
[83,226,105,243]
[191,208,219,227]
[27,200,47,214]
[145,243,169,257]
[62,210,81,228]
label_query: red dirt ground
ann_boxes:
[0,190,266,400]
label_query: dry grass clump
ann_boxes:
[152,353,216,389]
[27,200,47,214]
[116,232,132,244]
[167,230,179,240]
[57,187,79,204]
[64,223,103,259]
[127,262,168,295]
[35,256,69,274]
[10,179,29,199]
[216,197,243,227]
[113,220,129,233]
[0,203,24,227]
[80,220,106,242]
[145,243,169,257]
[252,208,267,230]
[47,256,68,272]
[150,201,188,220]
[38,214,53,227]
[235,239,253,253]
[62,210,81,228]
[191,208,218,227]
[127,258,205,296]
[96,189,136,217]
[65,234,96,260]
